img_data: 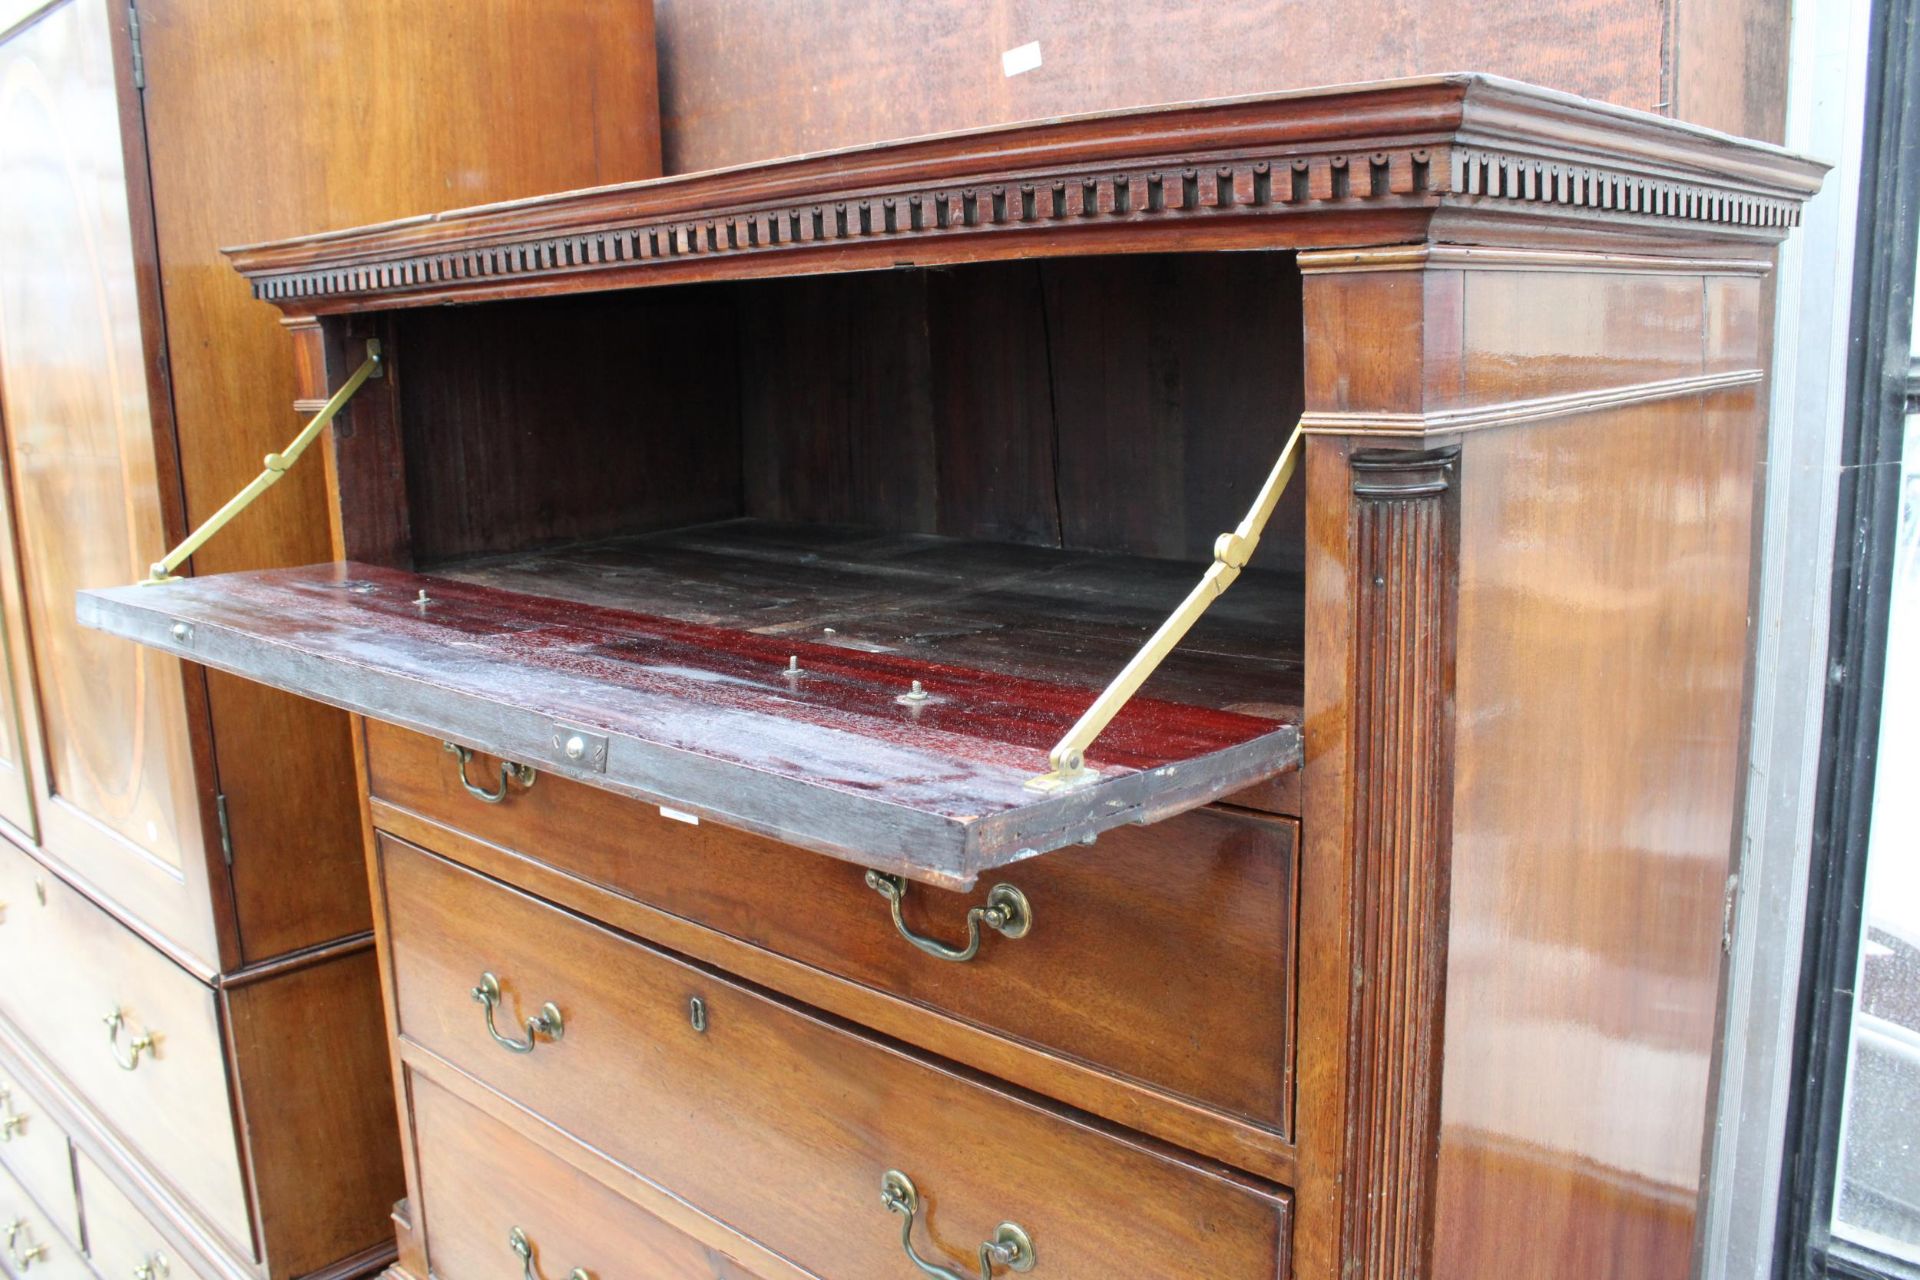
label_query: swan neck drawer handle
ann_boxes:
[103,1010,157,1070]
[864,873,1031,963]
[0,1087,23,1139]
[443,742,536,804]
[5,1220,46,1271]
[508,1226,588,1280]
[879,1170,1035,1278]
[472,972,563,1053]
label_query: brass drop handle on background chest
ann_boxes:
[443,742,537,804]
[864,872,1031,963]
[508,1226,588,1280]
[879,1171,1035,1278]
[0,1087,23,1140]
[103,1009,157,1070]
[131,1251,171,1280]
[471,973,563,1054]
[4,1219,46,1271]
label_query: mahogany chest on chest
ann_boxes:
[81,75,1822,1279]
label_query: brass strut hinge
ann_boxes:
[141,341,384,585]
[1027,419,1305,793]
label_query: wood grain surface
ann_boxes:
[0,841,249,1255]
[79,536,1304,884]
[652,0,1786,172]
[130,0,665,967]
[76,1148,213,1280]
[0,1062,80,1244]
[383,837,1293,1280]
[226,75,1821,316]
[0,0,218,966]
[1430,390,1763,1279]
[0,1160,88,1280]
[409,1072,783,1280]
[366,719,1300,1142]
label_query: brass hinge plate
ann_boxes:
[127,3,144,89]
[1722,872,1739,955]
[215,793,233,866]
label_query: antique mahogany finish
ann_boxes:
[364,717,1302,1172]
[81,532,1303,883]
[0,3,663,1280]
[79,75,1820,1280]
[647,0,1789,172]
[384,837,1293,1278]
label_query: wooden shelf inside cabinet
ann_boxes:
[79,521,1303,887]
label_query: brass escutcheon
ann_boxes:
[864,872,1031,963]
[443,741,537,804]
[471,973,563,1054]
[103,1009,157,1071]
[879,1171,1035,1278]
[508,1226,589,1280]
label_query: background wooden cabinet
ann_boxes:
[649,0,1789,173]
[0,2,661,1277]
[0,0,217,964]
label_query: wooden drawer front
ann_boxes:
[411,1071,774,1280]
[0,1163,85,1280]
[74,1152,209,1280]
[367,720,1298,1136]
[0,1066,76,1248]
[382,837,1289,1280]
[0,844,249,1253]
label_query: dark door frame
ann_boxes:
[1774,0,1920,1275]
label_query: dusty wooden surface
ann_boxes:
[81,524,1303,883]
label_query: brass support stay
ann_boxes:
[141,341,384,585]
[1027,420,1304,793]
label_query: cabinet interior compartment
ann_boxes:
[80,251,1311,885]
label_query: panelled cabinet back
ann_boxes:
[79,75,1823,1280]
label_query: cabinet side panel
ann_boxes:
[223,946,402,1279]
[1433,386,1762,1277]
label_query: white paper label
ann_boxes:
[659,806,701,826]
[1002,41,1043,77]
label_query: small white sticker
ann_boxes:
[1002,41,1042,77]
[659,806,701,826]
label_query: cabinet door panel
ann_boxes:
[0,0,216,966]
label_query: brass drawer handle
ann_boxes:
[471,972,563,1054]
[4,1219,47,1271]
[442,742,536,804]
[864,873,1031,963]
[103,1009,158,1070]
[132,1252,171,1280]
[0,1087,24,1140]
[508,1226,588,1280]
[879,1171,1034,1278]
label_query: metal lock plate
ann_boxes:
[549,724,609,772]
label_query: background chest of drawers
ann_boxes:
[0,2,659,1278]
[80,77,1822,1279]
